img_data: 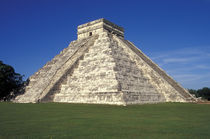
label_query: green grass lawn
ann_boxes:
[0,102,210,139]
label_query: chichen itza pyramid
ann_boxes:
[14,18,196,105]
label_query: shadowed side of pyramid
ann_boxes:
[112,36,196,104]
[14,18,196,105]
[120,39,196,102]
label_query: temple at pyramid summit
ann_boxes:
[14,18,196,105]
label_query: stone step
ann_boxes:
[15,38,91,103]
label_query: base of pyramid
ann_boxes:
[52,92,124,105]
[40,91,166,105]
[122,91,166,105]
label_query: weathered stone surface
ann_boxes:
[14,18,196,105]
[77,18,124,40]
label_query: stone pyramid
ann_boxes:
[14,18,196,105]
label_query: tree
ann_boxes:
[188,89,198,97]
[197,87,210,101]
[188,87,210,101]
[0,60,24,101]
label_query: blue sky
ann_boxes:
[0,0,210,89]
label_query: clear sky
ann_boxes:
[0,0,210,89]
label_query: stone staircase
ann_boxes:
[14,37,93,103]
[39,35,98,102]
[52,32,125,105]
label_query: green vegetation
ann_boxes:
[0,103,210,138]
[0,60,24,101]
[189,87,210,100]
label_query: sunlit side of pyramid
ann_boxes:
[14,18,196,105]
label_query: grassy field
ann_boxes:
[0,102,210,139]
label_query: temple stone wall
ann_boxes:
[77,18,124,40]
